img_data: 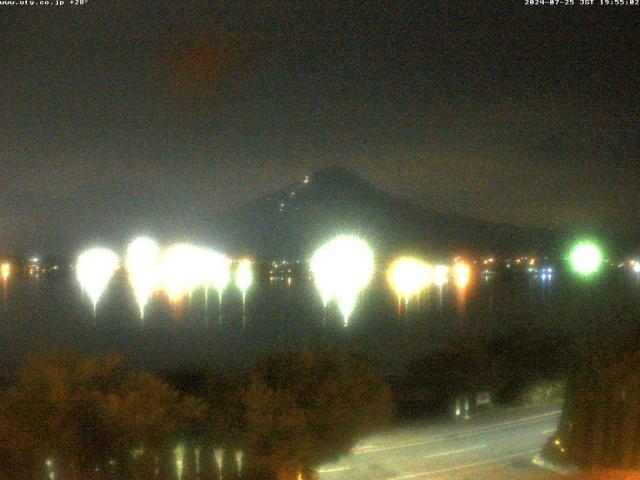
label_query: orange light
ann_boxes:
[453,262,471,288]
[1,263,10,282]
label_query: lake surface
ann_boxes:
[1,265,639,377]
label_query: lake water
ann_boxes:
[1,265,639,378]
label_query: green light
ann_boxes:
[569,241,603,276]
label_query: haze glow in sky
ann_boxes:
[1,1,638,254]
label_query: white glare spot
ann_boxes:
[77,248,119,314]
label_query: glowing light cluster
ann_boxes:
[311,235,374,326]
[159,244,206,302]
[79,237,237,320]
[159,245,232,310]
[310,247,335,308]
[433,264,450,287]
[76,248,120,313]
[387,257,432,304]
[126,237,161,319]
[1,263,10,282]
[569,241,603,276]
[235,258,253,305]
[452,261,471,288]
[201,249,232,296]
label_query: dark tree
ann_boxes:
[545,343,640,470]
[0,353,206,480]
[404,340,496,412]
[240,348,394,480]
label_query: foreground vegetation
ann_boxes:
[2,328,637,479]
[543,336,640,472]
[396,330,570,417]
[0,349,393,480]
[0,330,572,480]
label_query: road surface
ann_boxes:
[318,405,561,479]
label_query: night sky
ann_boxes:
[1,1,638,255]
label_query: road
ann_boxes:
[318,405,561,480]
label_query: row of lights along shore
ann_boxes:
[0,237,633,326]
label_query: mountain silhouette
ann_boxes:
[210,166,558,260]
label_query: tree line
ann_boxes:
[0,349,393,480]
[3,328,636,479]
[543,332,640,472]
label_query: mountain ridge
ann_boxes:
[209,166,560,259]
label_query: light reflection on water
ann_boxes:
[0,269,638,375]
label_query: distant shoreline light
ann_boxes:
[569,241,603,276]
[310,235,374,326]
[387,257,432,305]
[76,247,120,314]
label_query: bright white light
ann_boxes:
[159,244,204,302]
[569,242,603,276]
[433,265,449,287]
[201,249,232,294]
[235,259,253,296]
[310,246,336,307]
[200,248,231,319]
[1,263,10,282]
[126,237,160,319]
[631,261,640,274]
[310,235,374,326]
[452,262,471,289]
[387,257,432,304]
[76,248,119,313]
